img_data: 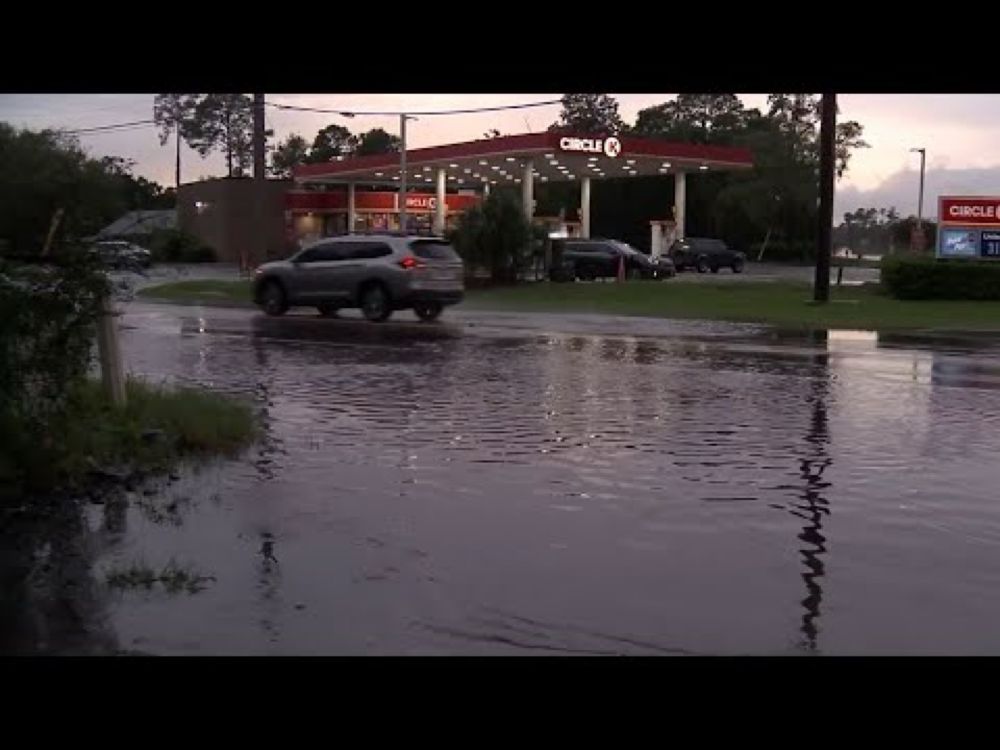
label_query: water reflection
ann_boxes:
[256,530,282,644]
[794,332,832,653]
[251,333,285,646]
[0,502,119,654]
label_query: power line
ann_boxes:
[72,125,158,137]
[265,98,562,117]
[63,119,155,134]
[38,97,564,136]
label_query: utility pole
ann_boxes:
[252,93,266,273]
[175,127,182,190]
[814,93,836,303]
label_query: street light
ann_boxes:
[910,147,926,252]
[910,147,926,224]
[399,114,417,233]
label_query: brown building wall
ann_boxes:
[177,178,292,264]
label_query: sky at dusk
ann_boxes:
[3,93,999,219]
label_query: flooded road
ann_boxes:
[7,301,1000,655]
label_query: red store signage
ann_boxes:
[939,196,1000,226]
[286,190,480,213]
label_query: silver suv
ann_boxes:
[252,233,465,322]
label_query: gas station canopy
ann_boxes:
[290,131,753,246]
[293,131,753,188]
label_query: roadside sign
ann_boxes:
[937,196,1000,259]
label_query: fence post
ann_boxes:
[97,294,126,406]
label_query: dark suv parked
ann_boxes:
[669,238,746,274]
[552,238,675,281]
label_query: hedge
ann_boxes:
[149,228,217,263]
[881,256,1000,300]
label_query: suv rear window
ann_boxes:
[410,240,460,261]
[349,242,392,260]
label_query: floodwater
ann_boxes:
[6,302,1000,655]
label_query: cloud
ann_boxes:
[836,166,1000,219]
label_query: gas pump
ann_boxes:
[649,220,677,259]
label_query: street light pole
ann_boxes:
[909,147,926,252]
[399,113,407,233]
[399,113,410,233]
[910,147,926,225]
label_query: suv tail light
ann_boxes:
[399,256,426,270]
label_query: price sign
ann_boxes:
[982,231,1000,258]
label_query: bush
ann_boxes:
[0,249,111,497]
[881,256,1000,300]
[449,192,531,285]
[149,228,216,263]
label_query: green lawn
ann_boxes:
[137,279,253,305]
[136,278,1000,332]
[464,281,1000,331]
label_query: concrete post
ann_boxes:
[674,171,686,241]
[522,159,534,222]
[581,176,591,239]
[97,295,126,406]
[435,168,446,235]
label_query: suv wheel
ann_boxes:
[413,301,443,322]
[360,283,392,322]
[260,280,288,317]
[696,257,710,274]
[732,257,745,273]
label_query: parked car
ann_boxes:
[553,238,675,281]
[252,233,464,323]
[669,237,745,273]
[91,240,152,270]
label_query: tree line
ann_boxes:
[154,94,401,185]
[526,93,877,257]
[0,123,174,256]
[833,206,936,256]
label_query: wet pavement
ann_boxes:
[6,300,1000,655]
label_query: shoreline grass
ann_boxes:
[2,377,259,499]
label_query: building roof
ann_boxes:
[293,131,754,188]
[95,210,176,239]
